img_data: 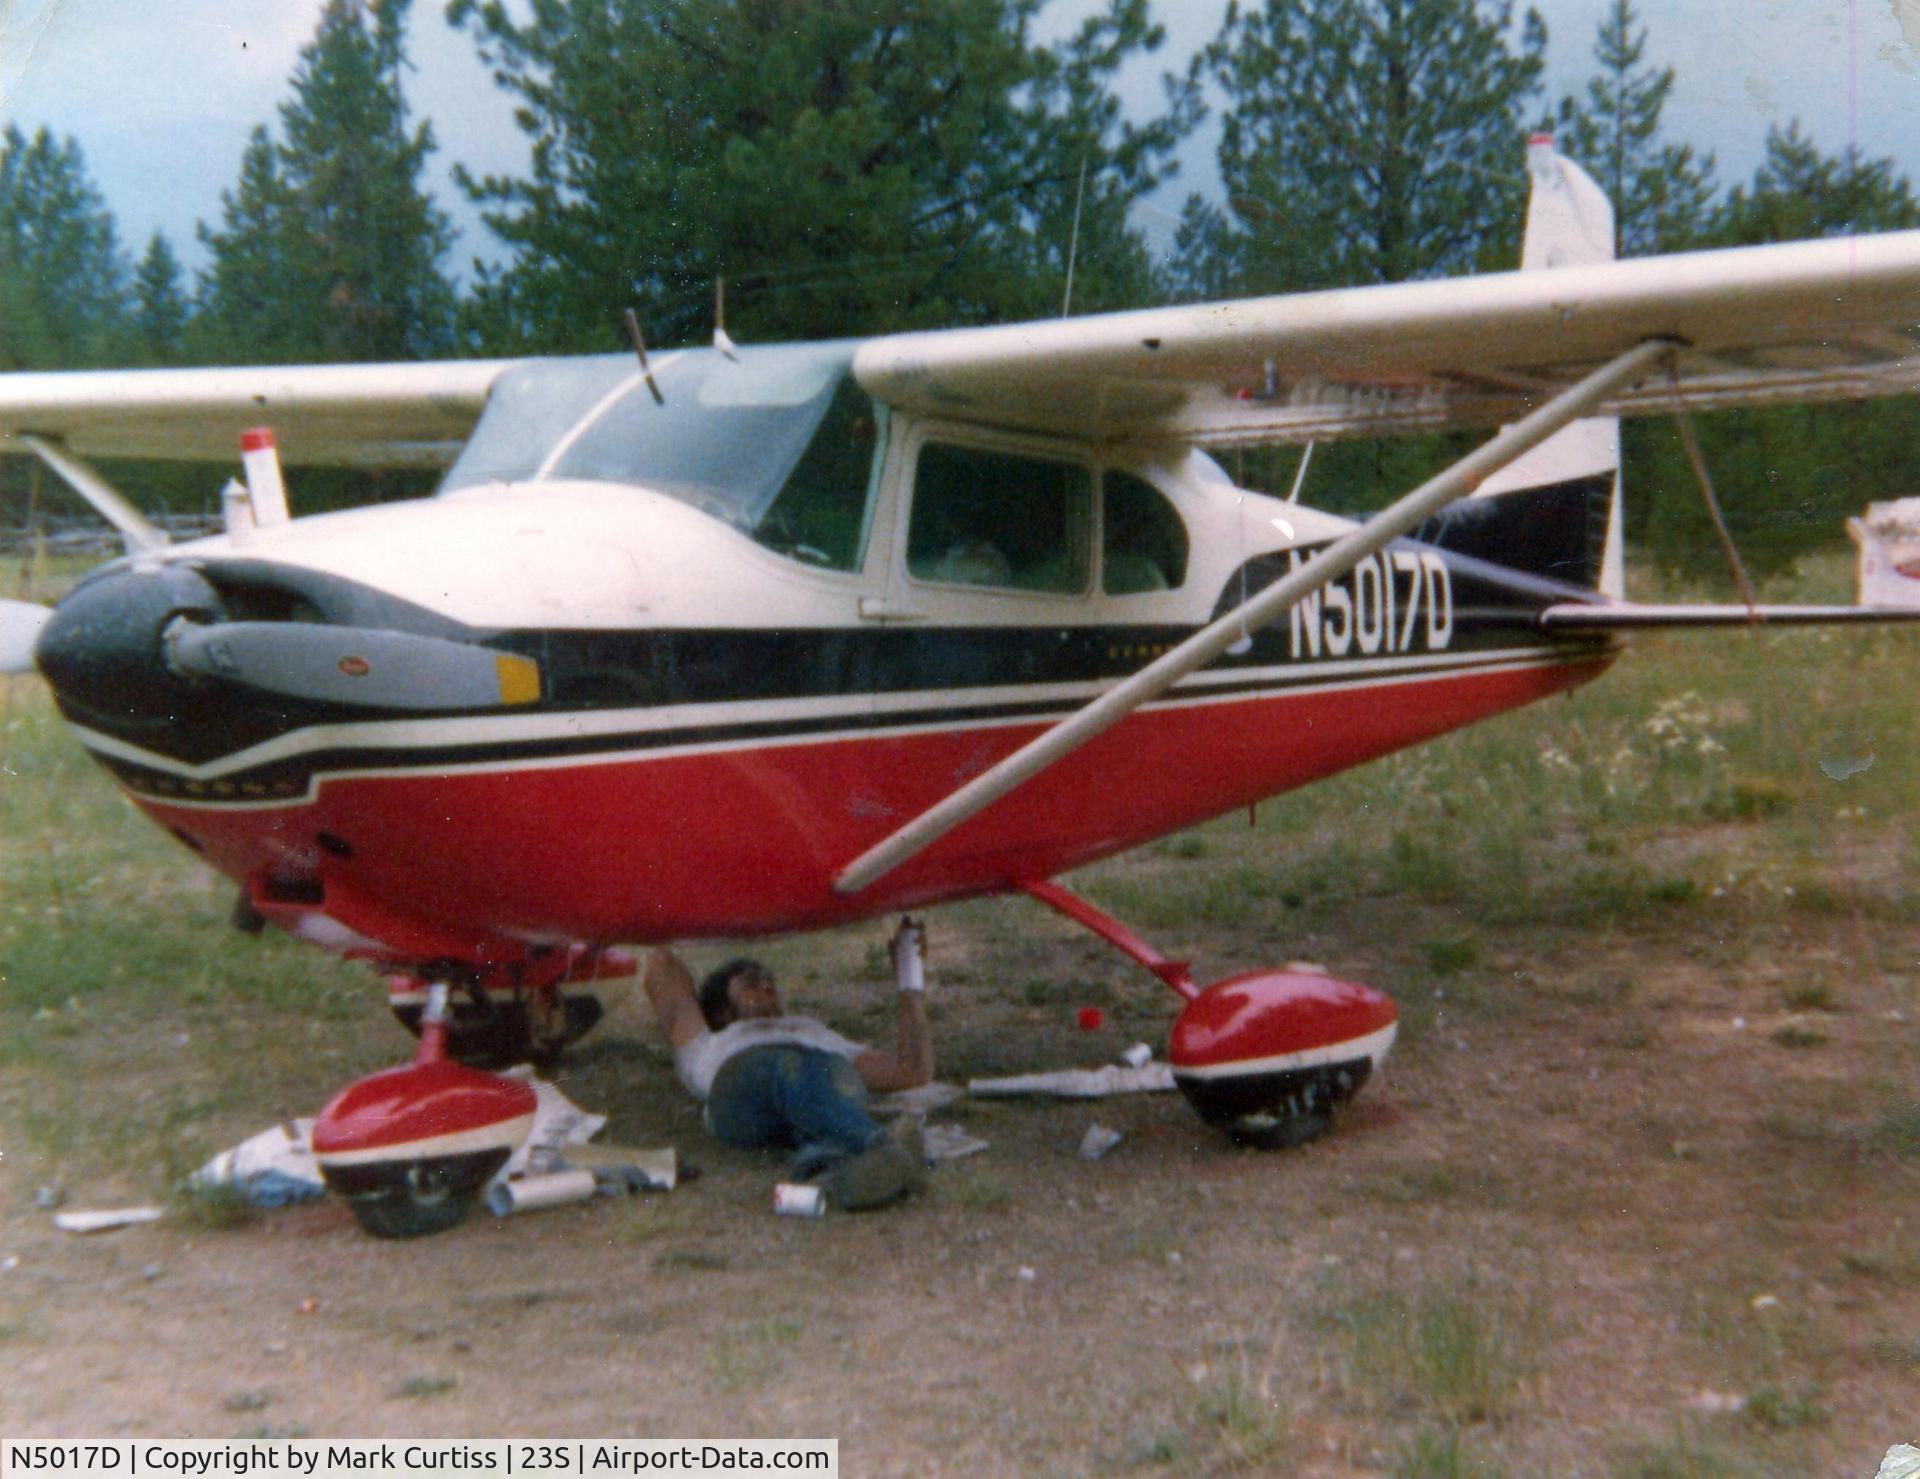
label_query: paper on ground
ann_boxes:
[871,1081,966,1116]
[499,1066,608,1177]
[923,1124,989,1161]
[192,1120,324,1206]
[54,1207,165,1234]
[968,1063,1176,1098]
[561,1142,679,1190]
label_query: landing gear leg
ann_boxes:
[1020,879,1399,1151]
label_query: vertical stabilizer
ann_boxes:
[1472,136,1625,597]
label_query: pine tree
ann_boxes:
[1711,122,1920,245]
[197,0,454,364]
[1179,0,1546,301]
[132,233,191,366]
[0,125,128,369]
[1554,0,1714,255]
[448,0,1196,350]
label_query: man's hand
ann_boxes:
[890,917,926,993]
[857,919,935,1092]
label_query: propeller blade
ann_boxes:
[0,599,51,674]
[165,622,540,711]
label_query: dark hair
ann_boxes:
[698,957,768,1031]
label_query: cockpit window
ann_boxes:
[440,343,877,570]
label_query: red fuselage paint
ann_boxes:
[132,653,1608,947]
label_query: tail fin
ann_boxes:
[1438,137,1625,595]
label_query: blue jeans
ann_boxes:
[705,1045,883,1171]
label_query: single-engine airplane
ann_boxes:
[5,138,1920,1235]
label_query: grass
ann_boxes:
[711,1315,806,1394]
[1324,1275,1533,1427]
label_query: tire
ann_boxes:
[1226,1107,1333,1151]
[342,1169,482,1240]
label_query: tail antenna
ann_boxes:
[622,308,667,405]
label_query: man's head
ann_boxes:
[697,957,781,1030]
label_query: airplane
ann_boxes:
[4,136,1920,1237]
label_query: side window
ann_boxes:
[753,378,883,571]
[908,442,1091,593]
[1102,470,1189,593]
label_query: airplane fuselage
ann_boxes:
[33,348,1613,966]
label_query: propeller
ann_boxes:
[0,599,51,675]
[164,620,541,711]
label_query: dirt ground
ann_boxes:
[5,882,1918,1479]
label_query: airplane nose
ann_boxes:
[34,563,222,735]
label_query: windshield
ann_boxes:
[440,343,858,539]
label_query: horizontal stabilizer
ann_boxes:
[1539,601,1920,630]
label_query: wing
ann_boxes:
[854,231,1920,447]
[0,359,523,468]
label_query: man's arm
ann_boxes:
[642,947,708,1050]
[854,920,935,1093]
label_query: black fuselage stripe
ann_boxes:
[92,645,1602,799]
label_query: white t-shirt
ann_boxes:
[674,1016,867,1102]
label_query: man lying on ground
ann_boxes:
[642,919,932,1210]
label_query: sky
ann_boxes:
[2,0,1919,281]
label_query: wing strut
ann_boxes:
[16,434,167,554]
[833,337,1675,898]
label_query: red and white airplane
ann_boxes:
[5,139,1920,1235]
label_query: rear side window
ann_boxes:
[907,442,1091,594]
[1102,471,1189,593]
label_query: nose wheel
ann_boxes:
[313,983,537,1237]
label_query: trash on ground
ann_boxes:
[969,1062,1176,1098]
[773,1183,825,1218]
[564,1143,679,1191]
[487,1168,599,1218]
[1118,1043,1154,1068]
[33,1185,64,1211]
[871,1081,966,1116]
[193,1120,325,1207]
[922,1124,989,1161]
[1078,1123,1123,1160]
[498,1067,608,1178]
[53,1206,165,1234]
[1875,1443,1920,1479]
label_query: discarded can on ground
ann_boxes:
[486,1168,598,1217]
[773,1182,825,1217]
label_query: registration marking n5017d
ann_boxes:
[1289,548,1453,660]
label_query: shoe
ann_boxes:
[823,1119,927,1212]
